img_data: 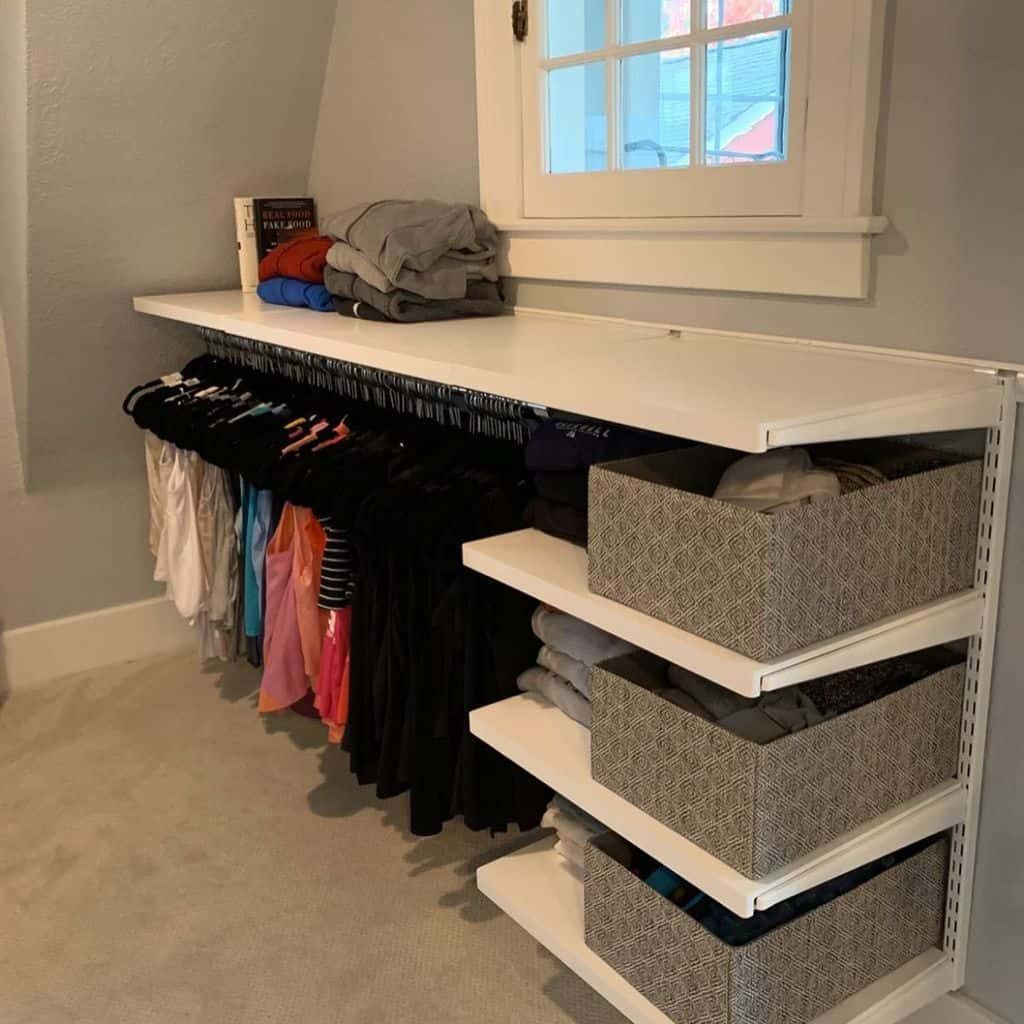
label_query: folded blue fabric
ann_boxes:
[645,866,684,898]
[257,276,334,313]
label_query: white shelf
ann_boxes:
[478,837,673,1024]
[463,529,983,697]
[133,290,1002,452]
[470,693,966,918]
[478,837,954,1024]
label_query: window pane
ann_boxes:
[706,0,789,30]
[547,0,606,58]
[622,0,691,44]
[621,49,691,170]
[705,30,787,165]
[548,62,608,173]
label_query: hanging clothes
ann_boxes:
[316,607,352,744]
[260,504,313,713]
[314,513,355,743]
[160,448,205,623]
[144,431,169,559]
[126,353,552,836]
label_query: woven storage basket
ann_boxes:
[590,652,964,878]
[584,833,948,1024]
[587,441,981,661]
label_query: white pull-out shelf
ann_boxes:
[463,529,982,697]
[478,837,954,1024]
[133,291,1003,452]
[470,694,965,918]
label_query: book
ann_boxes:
[233,196,318,292]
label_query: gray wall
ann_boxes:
[308,0,480,216]
[307,0,1023,1017]
[1,0,28,476]
[0,0,337,631]
[511,3,1022,368]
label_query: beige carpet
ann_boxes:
[0,653,626,1024]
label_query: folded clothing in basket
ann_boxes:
[658,644,966,744]
[661,665,824,744]
[713,448,842,512]
[712,442,968,515]
[610,832,945,947]
[802,644,964,717]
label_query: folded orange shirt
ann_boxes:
[258,235,333,284]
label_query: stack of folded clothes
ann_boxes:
[541,795,605,873]
[524,420,679,547]
[660,664,824,744]
[321,199,507,323]
[256,235,334,312]
[516,606,637,728]
[611,831,937,946]
[655,642,964,743]
[711,445,933,513]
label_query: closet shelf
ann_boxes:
[469,693,966,918]
[463,529,983,696]
[133,291,1003,451]
[478,837,955,1024]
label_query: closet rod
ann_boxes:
[198,327,553,444]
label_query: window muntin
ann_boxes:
[543,0,792,175]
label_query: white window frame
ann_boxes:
[474,0,889,298]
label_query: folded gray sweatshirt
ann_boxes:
[531,607,636,667]
[517,666,592,728]
[324,266,505,323]
[323,200,499,300]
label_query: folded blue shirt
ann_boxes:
[257,277,334,313]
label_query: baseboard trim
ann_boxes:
[1,597,194,692]
[909,994,1011,1024]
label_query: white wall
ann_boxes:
[305,0,1024,1017]
[0,0,337,631]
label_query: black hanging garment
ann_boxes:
[124,353,550,836]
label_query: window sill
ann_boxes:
[496,216,889,299]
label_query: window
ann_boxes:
[546,2,792,171]
[522,0,808,216]
[474,0,889,297]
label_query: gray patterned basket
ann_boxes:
[588,442,981,661]
[584,833,948,1024]
[590,653,964,878]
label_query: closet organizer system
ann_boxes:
[134,290,1019,1024]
